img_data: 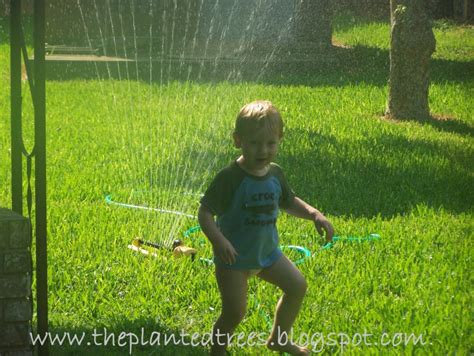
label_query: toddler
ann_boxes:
[198,100,334,355]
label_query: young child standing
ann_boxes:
[198,100,334,355]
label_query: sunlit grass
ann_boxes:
[333,13,390,49]
[333,14,474,63]
[1,14,473,355]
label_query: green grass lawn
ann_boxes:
[0,14,473,355]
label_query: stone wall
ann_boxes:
[0,208,33,355]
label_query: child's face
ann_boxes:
[234,127,281,172]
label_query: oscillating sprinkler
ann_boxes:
[128,237,197,260]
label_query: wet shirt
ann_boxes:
[200,161,295,269]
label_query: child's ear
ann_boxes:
[233,133,242,148]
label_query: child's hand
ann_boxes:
[313,212,334,242]
[212,237,238,265]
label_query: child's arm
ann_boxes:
[284,197,334,242]
[197,205,238,265]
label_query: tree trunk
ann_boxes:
[386,0,436,120]
[290,0,333,52]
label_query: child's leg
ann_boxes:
[257,254,309,355]
[211,266,248,356]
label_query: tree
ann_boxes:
[386,0,436,120]
[293,0,332,48]
[290,0,333,53]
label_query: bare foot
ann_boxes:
[266,338,310,355]
[210,345,227,356]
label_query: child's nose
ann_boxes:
[258,144,267,154]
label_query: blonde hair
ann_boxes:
[234,100,283,138]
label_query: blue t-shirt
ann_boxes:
[200,161,295,269]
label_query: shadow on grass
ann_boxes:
[39,44,473,88]
[158,127,473,219]
[2,14,472,87]
[278,127,473,218]
[423,116,474,138]
[40,318,209,355]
